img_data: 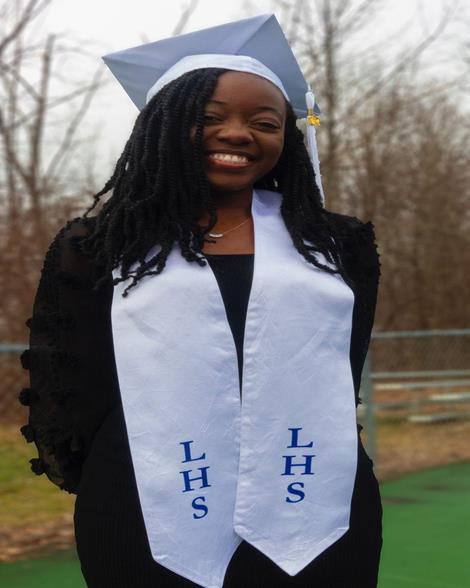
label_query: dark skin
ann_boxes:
[194,71,287,254]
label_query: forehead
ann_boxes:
[208,71,287,114]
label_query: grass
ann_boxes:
[0,426,74,527]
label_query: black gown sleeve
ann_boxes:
[328,213,381,409]
[344,218,381,406]
[18,217,120,494]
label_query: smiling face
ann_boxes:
[197,71,287,199]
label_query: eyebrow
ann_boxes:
[206,99,284,117]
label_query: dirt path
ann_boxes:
[0,514,75,563]
[374,418,470,481]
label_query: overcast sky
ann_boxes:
[37,0,465,183]
[43,0,453,50]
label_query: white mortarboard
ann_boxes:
[103,14,320,117]
[102,14,325,204]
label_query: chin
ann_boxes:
[203,165,259,191]
[210,183,252,193]
[206,176,255,194]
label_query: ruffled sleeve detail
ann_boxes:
[19,217,120,494]
[18,387,39,406]
[30,457,47,476]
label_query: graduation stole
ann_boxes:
[111,189,357,588]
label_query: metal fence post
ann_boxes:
[361,351,376,465]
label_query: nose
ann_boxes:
[216,119,253,144]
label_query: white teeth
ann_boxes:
[209,153,249,163]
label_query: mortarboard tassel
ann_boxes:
[305,89,325,207]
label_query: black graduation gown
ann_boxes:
[19,212,382,588]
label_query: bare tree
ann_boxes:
[348,74,470,329]
[0,0,104,341]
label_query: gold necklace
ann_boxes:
[208,217,251,238]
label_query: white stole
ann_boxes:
[111,189,357,588]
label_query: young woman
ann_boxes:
[19,16,382,588]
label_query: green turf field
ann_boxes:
[379,461,470,588]
[1,462,469,588]
[0,549,86,588]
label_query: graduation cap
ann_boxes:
[102,14,325,204]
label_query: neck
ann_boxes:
[198,188,253,224]
[211,187,253,214]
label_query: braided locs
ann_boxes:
[79,68,347,296]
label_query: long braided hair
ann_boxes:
[79,68,347,296]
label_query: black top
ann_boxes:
[204,253,254,392]
[19,215,383,587]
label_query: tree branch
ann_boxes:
[29,34,54,201]
[44,66,104,186]
[171,0,199,36]
[342,7,455,122]
[0,0,52,57]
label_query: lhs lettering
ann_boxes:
[179,440,211,519]
[281,427,315,503]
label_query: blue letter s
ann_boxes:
[192,496,208,519]
[286,482,305,503]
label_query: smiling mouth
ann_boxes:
[206,153,252,168]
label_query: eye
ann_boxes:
[203,113,222,123]
[253,121,281,131]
